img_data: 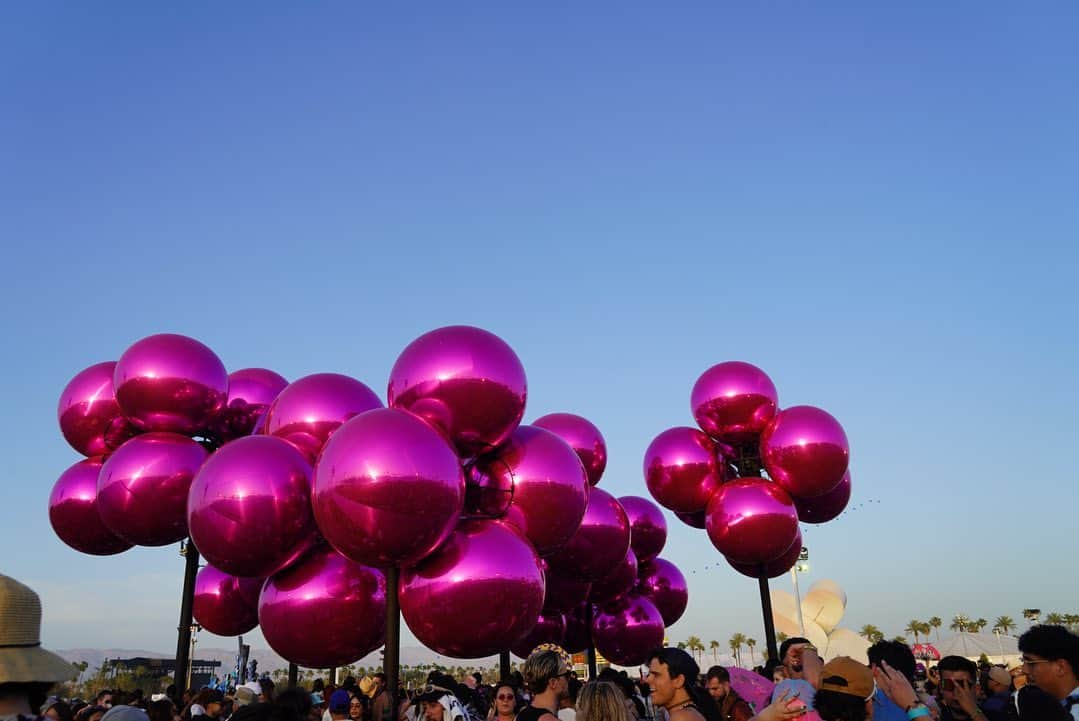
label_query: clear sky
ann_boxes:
[2,2,1077,658]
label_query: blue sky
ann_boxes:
[2,2,1077,658]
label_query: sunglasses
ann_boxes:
[496,695,515,701]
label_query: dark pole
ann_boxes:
[499,651,510,680]
[174,540,200,693]
[288,663,298,689]
[584,604,598,680]
[759,572,778,662]
[329,667,337,685]
[385,567,401,705]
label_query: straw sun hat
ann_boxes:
[0,574,77,683]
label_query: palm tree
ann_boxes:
[973,618,988,633]
[746,638,757,666]
[676,641,687,650]
[905,621,923,643]
[777,632,789,643]
[686,636,705,664]
[950,615,971,633]
[929,617,942,641]
[729,633,746,667]
[860,625,885,644]
[892,636,907,643]
[1022,609,1041,625]
[993,616,1016,635]
[710,640,720,663]
[1045,612,1066,626]
[1064,614,1079,632]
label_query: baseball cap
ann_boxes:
[818,657,875,700]
[329,690,351,714]
[988,666,1011,688]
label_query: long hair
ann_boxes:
[576,682,627,721]
[813,690,868,721]
[647,649,720,721]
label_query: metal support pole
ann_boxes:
[288,663,298,689]
[174,540,200,693]
[791,567,806,635]
[499,651,511,680]
[585,603,598,679]
[385,567,401,707]
[759,574,778,663]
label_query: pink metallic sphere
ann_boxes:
[591,594,665,667]
[589,548,638,606]
[793,470,851,524]
[545,487,630,582]
[643,427,727,513]
[691,361,778,444]
[192,565,263,637]
[729,530,803,579]
[469,425,589,555]
[313,408,465,568]
[97,433,208,546]
[674,510,707,529]
[263,373,383,462]
[562,603,591,653]
[400,520,544,658]
[510,611,567,659]
[542,568,592,614]
[618,495,667,563]
[188,435,316,578]
[48,458,133,556]
[761,405,849,498]
[532,413,607,486]
[259,545,387,667]
[114,334,229,435]
[705,477,799,565]
[635,557,689,626]
[58,361,138,457]
[208,368,288,443]
[388,326,527,458]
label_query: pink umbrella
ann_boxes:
[727,667,775,712]
[912,643,941,661]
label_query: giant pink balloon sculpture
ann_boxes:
[646,360,851,661]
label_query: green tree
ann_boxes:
[1045,612,1066,626]
[710,640,720,664]
[950,615,971,632]
[905,621,923,643]
[686,636,705,664]
[746,638,757,666]
[729,633,746,667]
[777,632,789,643]
[860,625,885,644]
[973,618,988,632]
[676,641,687,650]
[1022,609,1041,625]
[993,616,1016,635]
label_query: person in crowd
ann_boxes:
[43,700,75,721]
[1017,624,1079,720]
[369,676,389,721]
[812,657,876,721]
[577,683,627,721]
[925,668,939,697]
[646,648,719,721]
[1010,685,1070,721]
[1007,666,1026,692]
[867,640,930,721]
[347,693,366,721]
[933,656,983,721]
[760,661,784,686]
[185,691,225,720]
[704,667,752,721]
[0,576,79,721]
[979,668,1010,721]
[77,707,108,721]
[326,692,350,721]
[486,683,518,721]
[595,670,638,721]
[770,639,821,709]
[146,699,177,721]
[519,650,572,721]
[269,689,312,721]
[259,683,276,706]
[558,678,580,721]
[412,683,465,721]
[96,694,115,710]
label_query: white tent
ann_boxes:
[934,632,1019,666]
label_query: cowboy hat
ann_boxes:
[0,575,78,684]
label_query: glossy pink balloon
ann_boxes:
[263,373,383,462]
[562,603,591,653]
[193,565,263,636]
[705,477,799,565]
[464,461,514,517]
[469,425,589,555]
[675,510,707,529]
[48,458,133,556]
[591,594,665,667]
[729,530,803,579]
[313,408,465,568]
[761,406,849,498]
[635,557,689,626]
[511,611,567,659]
[545,487,630,582]
[58,361,138,457]
[114,334,228,434]
[188,435,316,578]
[618,495,667,563]
[208,368,288,443]
[793,471,851,524]
[259,545,387,667]
[691,361,779,444]
[400,520,544,658]
[589,548,638,605]
[542,568,592,614]
[388,326,527,458]
[97,433,208,546]
[532,413,607,486]
[643,427,727,513]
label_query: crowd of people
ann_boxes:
[3,574,1077,721]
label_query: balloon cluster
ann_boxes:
[770,581,870,662]
[49,327,689,667]
[645,361,851,579]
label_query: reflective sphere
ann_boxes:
[114,334,228,434]
[313,408,465,568]
[562,603,591,653]
[388,326,527,458]
[691,361,778,444]
[263,373,383,462]
[400,520,544,658]
[591,594,665,667]
[674,510,706,529]
[635,557,688,626]
[643,427,726,513]
[545,488,630,582]
[542,568,592,614]
[618,495,667,563]
[705,477,799,565]
[208,368,288,443]
[48,458,133,556]
[188,435,316,578]
[98,433,208,546]
[469,426,589,555]
[532,413,607,486]
[729,531,802,579]
[192,565,263,636]
[58,361,137,457]
[794,471,851,524]
[510,611,567,659]
[589,548,638,605]
[259,545,387,667]
[761,406,849,498]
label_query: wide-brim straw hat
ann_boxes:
[0,574,78,684]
